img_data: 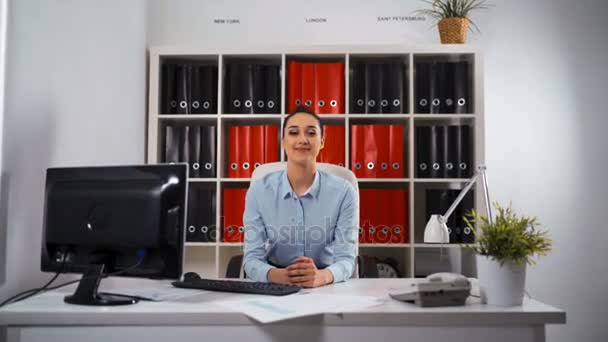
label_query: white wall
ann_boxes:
[1,0,606,341]
[0,0,147,297]
[149,1,608,341]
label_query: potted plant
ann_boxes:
[414,0,492,44]
[464,203,552,306]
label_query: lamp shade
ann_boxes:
[423,214,449,243]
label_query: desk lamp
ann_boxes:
[424,165,493,243]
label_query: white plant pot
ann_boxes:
[476,255,526,306]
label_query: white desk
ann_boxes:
[0,279,565,342]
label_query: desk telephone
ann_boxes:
[388,273,473,307]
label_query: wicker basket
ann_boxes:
[438,17,469,44]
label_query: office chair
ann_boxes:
[226,162,378,279]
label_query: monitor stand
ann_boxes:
[64,264,138,306]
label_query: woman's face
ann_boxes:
[283,113,324,165]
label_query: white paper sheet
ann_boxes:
[214,293,384,323]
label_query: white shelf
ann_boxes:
[147,46,484,279]
[412,243,474,248]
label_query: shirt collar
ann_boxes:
[280,170,321,199]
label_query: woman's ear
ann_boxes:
[320,135,325,150]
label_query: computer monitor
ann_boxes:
[40,164,188,306]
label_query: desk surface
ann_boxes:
[0,278,565,327]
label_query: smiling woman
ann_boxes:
[242,106,358,288]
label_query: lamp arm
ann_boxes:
[442,165,493,225]
[442,172,480,222]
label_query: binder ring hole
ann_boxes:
[356,99,364,106]
[419,163,428,171]
[257,100,265,108]
[254,162,261,169]
[458,98,466,106]
[394,227,401,234]
[192,101,200,109]
[295,99,301,106]
[459,162,467,170]
[318,100,325,107]
[338,163,344,167]
[432,98,440,106]
[170,100,177,108]
[330,100,337,107]
[446,98,454,106]
[243,162,250,170]
[367,99,376,107]
[446,163,454,170]
[230,163,238,170]
[245,100,253,108]
[381,162,388,170]
[203,101,210,109]
[238,226,244,233]
[419,99,428,106]
[192,163,200,170]
[305,100,312,107]
[205,162,212,170]
[188,226,196,233]
[233,99,241,108]
[267,100,275,108]
[381,99,389,107]
[382,227,389,234]
[367,162,374,170]
[393,99,400,106]
[201,226,208,233]
[355,162,362,170]
[228,227,234,233]
[369,227,376,233]
[180,101,188,109]
[464,227,472,235]
[432,163,440,170]
[392,162,400,170]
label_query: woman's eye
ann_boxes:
[307,131,317,136]
[289,131,298,135]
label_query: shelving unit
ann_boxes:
[146,45,484,279]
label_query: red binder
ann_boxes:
[264,125,279,163]
[332,125,346,167]
[388,125,405,178]
[315,63,344,114]
[228,126,241,178]
[241,126,252,178]
[287,61,302,113]
[223,188,247,242]
[363,125,378,178]
[374,125,390,178]
[375,189,392,243]
[301,63,315,110]
[251,125,265,171]
[368,189,381,243]
[390,189,408,243]
[350,125,364,178]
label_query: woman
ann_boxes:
[242,107,358,288]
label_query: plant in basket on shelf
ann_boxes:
[414,0,492,44]
[464,202,552,306]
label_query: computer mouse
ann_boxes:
[183,272,201,282]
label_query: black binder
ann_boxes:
[199,125,216,178]
[264,64,280,114]
[445,125,459,178]
[442,62,456,114]
[188,125,202,178]
[458,191,475,243]
[197,65,217,114]
[429,62,441,114]
[365,63,382,114]
[429,125,443,178]
[416,126,431,178]
[381,62,405,114]
[252,64,266,114]
[186,187,216,242]
[225,63,254,114]
[453,61,472,114]
[175,64,190,114]
[161,63,177,114]
[164,124,181,163]
[201,189,217,242]
[415,62,431,113]
[186,186,202,242]
[426,190,458,243]
[456,125,472,178]
[350,63,366,113]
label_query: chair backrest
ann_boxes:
[249,162,360,278]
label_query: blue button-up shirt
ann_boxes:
[243,170,358,283]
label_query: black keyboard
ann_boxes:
[172,278,301,296]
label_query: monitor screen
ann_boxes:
[40,164,188,305]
